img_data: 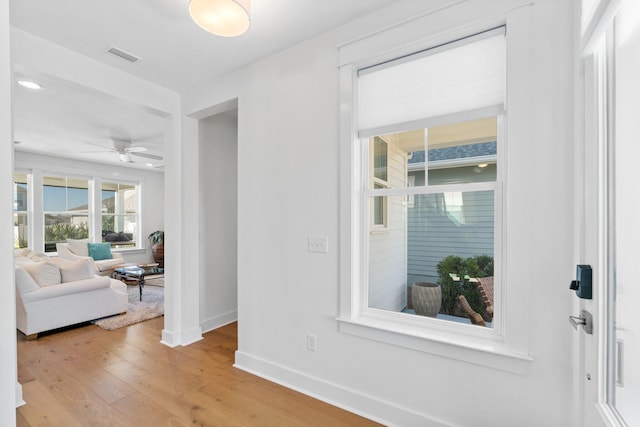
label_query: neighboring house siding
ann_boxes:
[368,137,407,312]
[407,166,495,286]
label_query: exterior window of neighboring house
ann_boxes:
[13,172,29,249]
[101,182,138,248]
[43,175,89,252]
[372,137,388,228]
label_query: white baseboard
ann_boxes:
[181,326,204,346]
[161,328,179,347]
[161,326,203,347]
[16,382,25,408]
[200,310,237,333]
[233,350,453,427]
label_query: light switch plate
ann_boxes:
[308,235,328,253]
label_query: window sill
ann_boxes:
[112,247,147,255]
[336,314,533,375]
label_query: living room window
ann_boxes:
[13,172,29,249]
[43,175,89,252]
[101,181,139,248]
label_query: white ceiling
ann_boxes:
[9,0,401,169]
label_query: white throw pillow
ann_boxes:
[27,251,49,262]
[67,238,90,257]
[14,256,33,266]
[14,248,32,257]
[59,258,95,282]
[21,261,62,287]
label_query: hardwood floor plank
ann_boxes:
[17,320,382,426]
[18,380,84,427]
[110,391,192,427]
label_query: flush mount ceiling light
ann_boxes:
[17,80,42,90]
[189,0,251,37]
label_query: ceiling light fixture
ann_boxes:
[17,80,42,90]
[189,0,251,37]
[477,163,489,168]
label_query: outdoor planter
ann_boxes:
[411,282,442,317]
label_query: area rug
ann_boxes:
[92,283,164,331]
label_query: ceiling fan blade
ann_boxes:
[131,152,163,160]
[126,146,147,153]
[80,150,114,154]
[84,141,114,150]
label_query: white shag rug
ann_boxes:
[92,282,164,330]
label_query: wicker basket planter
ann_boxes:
[411,282,442,317]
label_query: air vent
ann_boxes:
[107,47,140,63]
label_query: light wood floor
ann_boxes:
[16,317,381,427]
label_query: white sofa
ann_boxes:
[15,256,128,339]
[56,241,125,276]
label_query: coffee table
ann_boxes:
[112,265,164,301]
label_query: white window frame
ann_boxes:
[100,179,142,248]
[41,172,92,252]
[337,3,534,374]
[12,170,31,249]
[14,166,145,254]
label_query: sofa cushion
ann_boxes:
[21,261,62,287]
[27,250,49,262]
[67,238,90,256]
[19,276,112,304]
[88,243,112,261]
[14,256,33,266]
[58,259,95,282]
[14,266,40,294]
[15,248,31,257]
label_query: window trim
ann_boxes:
[15,169,145,253]
[337,4,534,373]
[100,180,141,249]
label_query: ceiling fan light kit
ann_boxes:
[189,0,251,37]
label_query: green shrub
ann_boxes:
[437,254,493,317]
[44,222,89,243]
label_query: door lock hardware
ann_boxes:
[569,310,593,334]
[570,265,592,299]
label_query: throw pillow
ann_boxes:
[14,248,32,257]
[27,251,49,262]
[21,261,62,287]
[67,238,90,257]
[59,258,95,282]
[88,242,113,261]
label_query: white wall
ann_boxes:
[198,112,238,332]
[14,151,164,265]
[181,1,578,426]
[1,0,20,420]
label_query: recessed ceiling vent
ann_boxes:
[107,47,140,63]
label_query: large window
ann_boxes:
[13,170,144,253]
[101,182,138,248]
[338,22,526,366]
[13,173,28,249]
[43,176,89,252]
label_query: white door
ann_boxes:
[576,1,640,425]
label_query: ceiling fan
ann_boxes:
[83,139,163,163]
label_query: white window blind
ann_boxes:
[357,28,506,137]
